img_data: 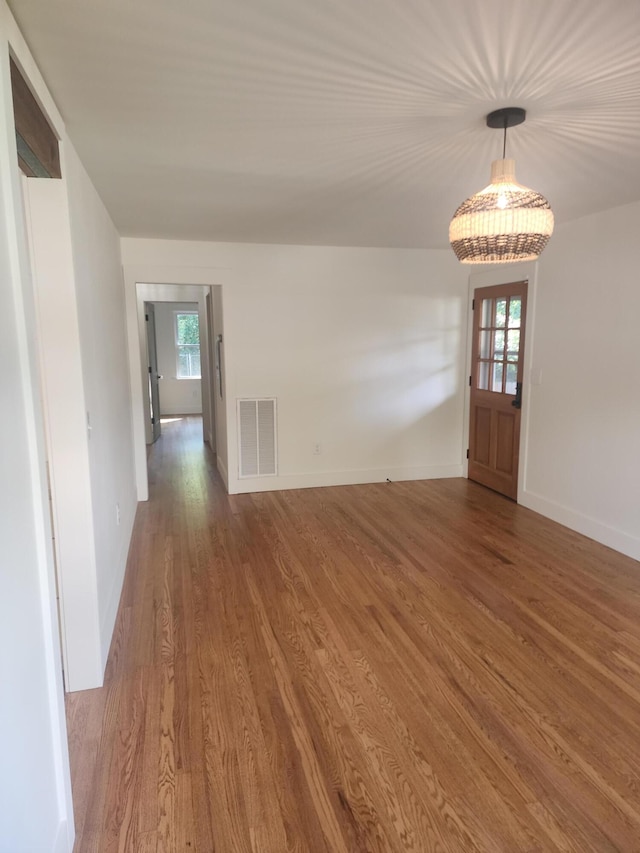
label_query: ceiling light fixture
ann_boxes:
[449,107,554,264]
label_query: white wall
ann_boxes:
[521,202,640,561]
[122,239,469,497]
[24,139,137,690]
[154,301,203,415]
[24,177,102,691]
[0,4,73,850]
[64,144,137,668]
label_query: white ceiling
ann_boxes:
[8,0,640,248]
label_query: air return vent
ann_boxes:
[238,398,277,478]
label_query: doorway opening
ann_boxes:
[136,282,226,494]
[145,301,204,445]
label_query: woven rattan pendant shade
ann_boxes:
[449,108,554,264]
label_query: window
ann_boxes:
[175,312,201,378]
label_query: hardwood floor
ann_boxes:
[67,415,640,852]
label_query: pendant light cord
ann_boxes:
[503,117,507,159]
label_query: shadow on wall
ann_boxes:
[271,295,466,473]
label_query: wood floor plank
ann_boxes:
[67,416,640,851]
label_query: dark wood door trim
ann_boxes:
[10,57,61,179]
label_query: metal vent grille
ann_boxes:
[238,398,277,478]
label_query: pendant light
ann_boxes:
[449,107,554,264]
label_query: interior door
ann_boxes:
[468,281,527,500]
[145,303,161,443]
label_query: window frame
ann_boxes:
[174,310,201,379]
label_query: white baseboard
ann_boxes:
[520,489,640,562]
[160,407,203,416]
[228,463,463,495]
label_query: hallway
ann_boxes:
[66,416,640,851]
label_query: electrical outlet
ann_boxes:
[115,503,121,526]
[313,442,321,455]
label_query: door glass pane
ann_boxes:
[479,330,491,359]
[478,362,490,390]
[492,361,503,392]
[507,329,520,361]
[505,362,518,394]
[494,329,505,357]
[508,297,521,328]
[495,298,507,328]
[481,298,492,328]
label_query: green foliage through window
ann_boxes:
[175,312,201,378]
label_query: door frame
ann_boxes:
[463,262,539,502]
[130,280,227,500]
[143,302,162,443]
[138,286,213,449]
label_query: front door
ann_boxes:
[468,281,527,500]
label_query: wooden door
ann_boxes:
[145,303,161,443]
[468,281,527,500]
